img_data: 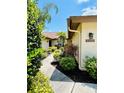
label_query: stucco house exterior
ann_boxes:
[42,32,59,49]
[67,15,97,70]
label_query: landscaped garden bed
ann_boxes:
[51,43,97,84]
[51,61,97,84]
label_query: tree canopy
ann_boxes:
[57,32,66,46]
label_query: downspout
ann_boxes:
[68,27,78,33]
[68,26,81,70]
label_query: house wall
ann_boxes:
[42,39,49,49]
[79,22,97,70]
[71,25,81,63]
[51,39,58,46]
[42,39,58,50]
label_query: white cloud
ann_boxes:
[81,6,97,16]
[77,0,89,4]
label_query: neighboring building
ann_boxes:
[67,15,97,70]
[42,32,59,49]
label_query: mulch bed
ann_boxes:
[51,61,97,84]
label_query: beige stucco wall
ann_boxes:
[42,39,58,49]
[71,25,81,63]
[79,22,97,70]
[70,22,97,70]
[51,39,58,46]
[42,39,49,49]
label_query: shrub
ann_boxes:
[41,48,47,59]
[27,48,42,76]
[64,40,78,57]
[60,47,64,52]
[28,72,54,93]
[53,49,61,60]
[48,46,57,53]
[85,56,97,80]
[59,56,77,71]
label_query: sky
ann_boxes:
[37,0,97,32]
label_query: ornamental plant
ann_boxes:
[41,48,47,59]
[59,56,77,71]
[57,32,66,47]
[53,49,61,61]
[48,46,57,53]
[28,72,54,93]
[64,40,78,57]
[85,56,97,80]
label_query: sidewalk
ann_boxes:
[40,54,97,93]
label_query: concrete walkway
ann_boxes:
[40,54,97,93]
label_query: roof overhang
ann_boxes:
[67,15,97,39]
[42,32,59,40]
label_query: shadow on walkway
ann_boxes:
[50,68,73,82]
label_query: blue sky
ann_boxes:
[37,0,97,32]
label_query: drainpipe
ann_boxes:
[68,27,78,33]
[68,26,81,70]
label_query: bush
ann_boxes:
[53,49,61,60]
[48,46,57,53]
[85,56,97,80]
[64,40,78,57]
[59,56,77,71]
[28,72,54,93]
[41,48,47,59]
[60,47,64,52]
[27,48,42,76]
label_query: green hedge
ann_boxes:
[27,48,47,77]
[85,56,97,80]
[27,0,54,92]
[59,56,77,71]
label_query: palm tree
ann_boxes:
[38,2,58,23]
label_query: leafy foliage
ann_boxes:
[53,49,61,60]
[59,56,77,71]
[27,72,54,93]
[27,48,42,77]
[57,32,66,47]
[27,0,43,82]
[41,48,48,59]
[64,40,78,57]
[42,3,58,23]
[59,47,64,52]
[27,0,57,92]
[48,46,57,53]
[85,56,97,80]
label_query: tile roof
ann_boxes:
[42,32,59,39]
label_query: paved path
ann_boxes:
[40,54,97,93]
